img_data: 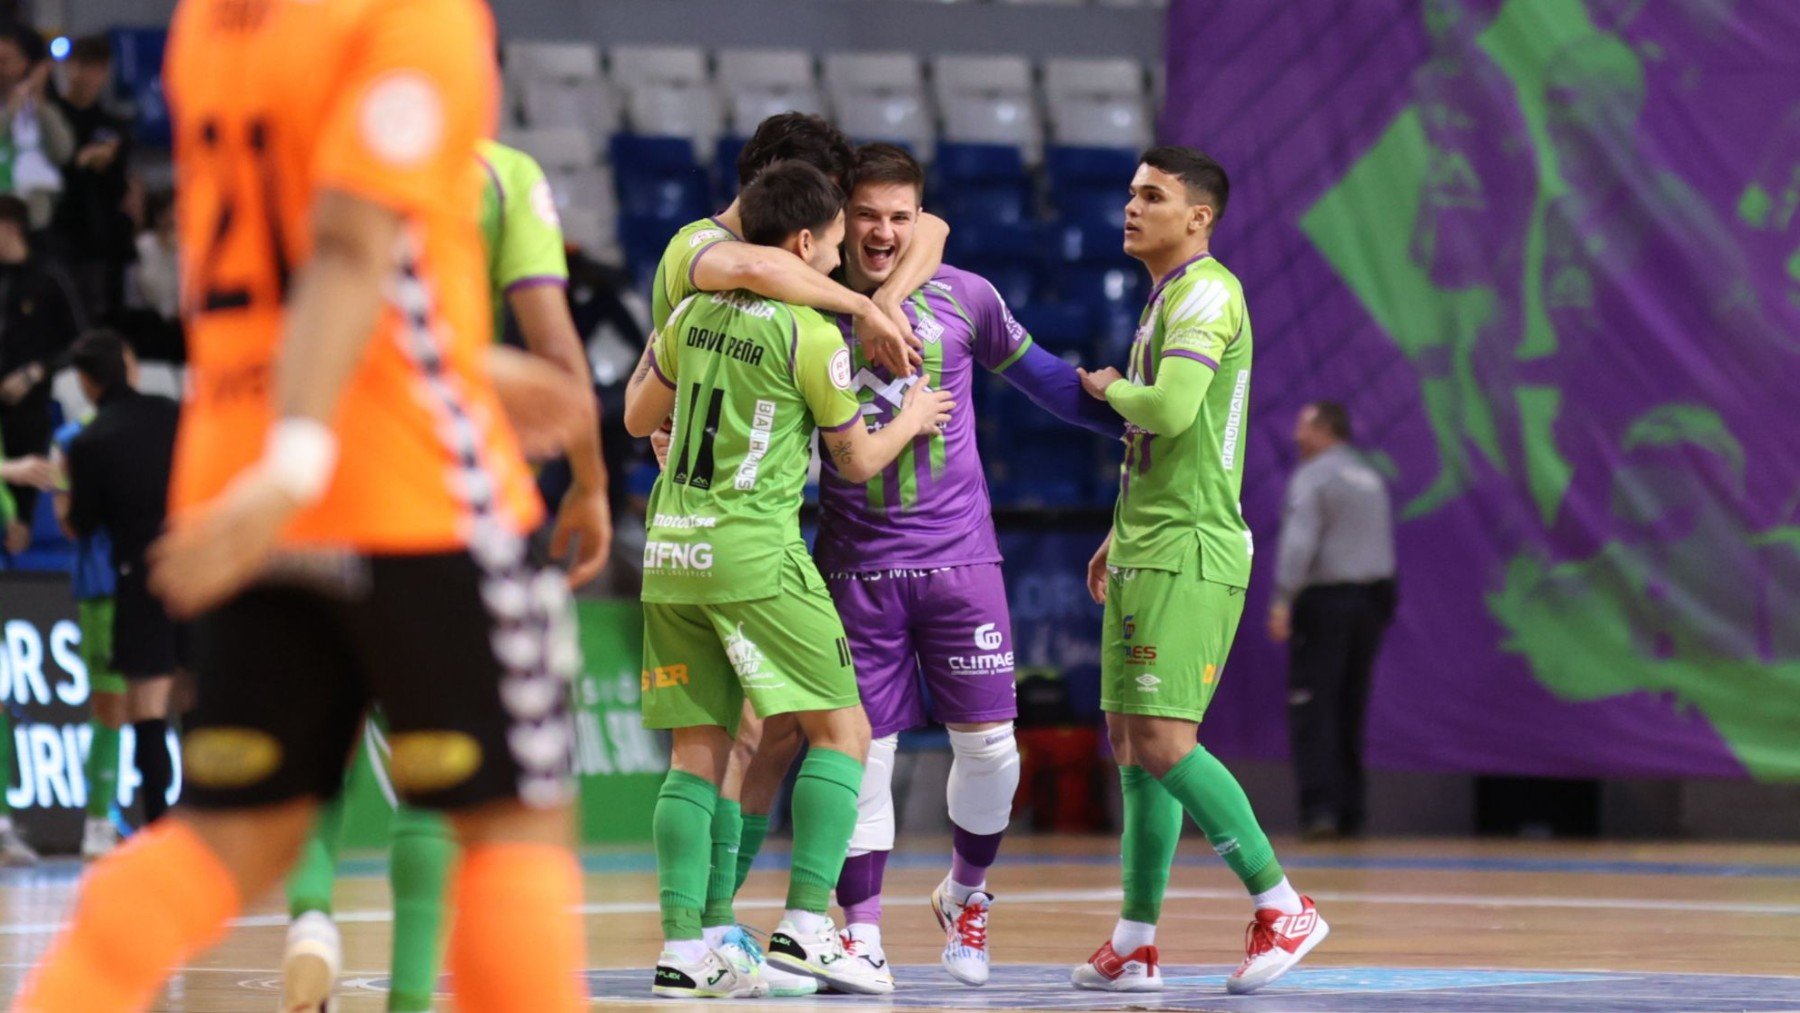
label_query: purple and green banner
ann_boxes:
[1163,0,1800,780]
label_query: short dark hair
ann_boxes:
[70,329,132,393]
[849,142,924,202]
[739,160,844,247]
[1307,401,1352,441]
[69,34,112,65]
[0,23,44,64]
[0,194,29,236]
[737,112,854,187]
[1140,145,1230,226]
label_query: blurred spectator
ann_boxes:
[63,329,182,825]
[0,193,80,524]
[52,34,135,317]
[1268,401,1397,840]
[0,23,72,229]
[127,188,178,321]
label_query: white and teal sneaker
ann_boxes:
[767,915,895,995]
[721,926,817,997]
[651,946,767,999]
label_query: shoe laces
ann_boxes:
[1242,917,1280,961]
[951,898,988,951]
[724,925,765,963]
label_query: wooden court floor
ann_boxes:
[4,836,1799,1011]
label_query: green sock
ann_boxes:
[287,794,348,917]
[388,805,455,1012]
[85,722,120,818]
[735,812,769,896]
[702,798,744,929]
[1157,746,1284,894]
[1119,765,1185,923]
[655,769,718,941]
[0,707,13,819]
[784,748,863,914]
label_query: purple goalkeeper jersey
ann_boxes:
[815,265,1034,573]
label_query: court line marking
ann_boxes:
[4,882,1799,938]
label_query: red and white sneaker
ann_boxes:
[930,879,992,985]
[1225,895,1329,994]
[1070,941,1162,992]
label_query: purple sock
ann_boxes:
[836,850,889,926]
[950,824,1005,888]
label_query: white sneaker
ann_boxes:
[766,915,894,995]
[721,926,816,997]
[280,911,341,1013]
[80,817,120,859]
[930,879,992,985]
[0,824,38,866]
[1225,895,1330,994]
[1071,940,1163,992]
[651,946,766,999]
[841,928,896,992]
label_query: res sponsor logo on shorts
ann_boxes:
[1121,613,1157,665]
[642,664,691,691]
[949,622,1014,673]
[643,540,714,574]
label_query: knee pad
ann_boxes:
[946,723,1020,836]
[847,733,898,854]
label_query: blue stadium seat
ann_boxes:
[1045,146,1137,229]
[713,136,748,204]
[609,135,710,221]
[1015,301,1096,359]
[1049,262,1146,362]
[947,221,1042,310]
[933,142,1033,225]
[618,214,686,291]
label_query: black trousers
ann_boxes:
[1286,580,1396,834]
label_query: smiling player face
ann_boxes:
[844,182,919,291]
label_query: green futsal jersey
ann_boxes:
[650,217,740,333]
[1110,254,1255,587]
[641,291,861,604]
[476,140,568,340]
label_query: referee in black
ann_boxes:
[1268,401,1397,841]
[63,330,183,825]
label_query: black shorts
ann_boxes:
[112,559,182,677]
[181,547,579,813]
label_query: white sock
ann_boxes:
[1252,877,1304,915]
[666,938,708,964]
[845,922,882,946]
[702,925,730,949]
[947,877,985,904]
[1110,918,1156,954]
[784,908,832,935]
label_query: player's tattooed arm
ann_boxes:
[823,380,954,483]
[624,337,677,438]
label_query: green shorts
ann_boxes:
[641,550,858,734]
[78,597,126,696]
[1101,563,1245,722]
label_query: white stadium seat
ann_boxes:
[932,55,1042,162]
[716,48,826,137]
[1049,95,1152,149]
[503,42,618,135]
[824,52,935,160]
[609,45,721,156]
[1042,57,1146,104]
[506,41,602,82]
[500,127,613,219]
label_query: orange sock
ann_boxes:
[14,819,241,1012]
[446,842,586,1012]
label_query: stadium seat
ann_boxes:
[609,134,709,222]
[1045,146,1137,228]
[932,54,1042,163]
[619,213,682,291]
[933,142,1032,224]
[559,204,619,261]
[502,127,615,218]
[715,48,826,139]
[1042,58,1152,149]
[1042,57,1145,106]
[504,41,620,136]
[1014,301,1096,360]
[1051,262,1146,362]
[609,45,721,157]
[946,221,1041,310]
[824,52,935,160]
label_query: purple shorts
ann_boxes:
[825,563,1018,739]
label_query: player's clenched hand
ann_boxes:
[489,345,590,460]
[1086,532,1112,605]
[898,379,954,438]
[854,302,922,378]
[150,470,301,618]
[1078,366,1124,401]
[650,422,672,469]
[552,482,612,590]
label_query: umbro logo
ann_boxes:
[1135,673,1161,689]
[1277,910,1319,937]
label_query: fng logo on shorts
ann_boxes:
[644,540,713,572]
[974,623,1004,650]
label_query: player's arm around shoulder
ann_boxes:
[625,306,685,438]
[797,309,949,483]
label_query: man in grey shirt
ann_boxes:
[1268,402,1396,840]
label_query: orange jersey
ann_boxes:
[164,0,542,552]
